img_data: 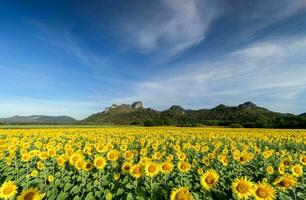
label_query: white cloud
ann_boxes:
[123,0,218,60]
[128,36,306,113]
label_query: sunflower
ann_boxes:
[94,156,107,170]
[130,164,142,179]
[31,170,39,177]
[48,175,55,182]
[253,182,275,200]
[197,168,204,175]
[121,162,132,174]
[107,150,119,161]
[200,169,219,190]
[160,162,174,174]
[232,177,254,199]
[178,161,191,173]
[218,155,229,166]
[300,155,306,165]
[170,187,194,200]
[291,164,303,177]
[202,157,210,166]
[75,160,85,171]
[56,156,66,167]
[17,187,43,200]
[274,175,297,191]
[266,166,274,175]
[0,181,17,199]
[36,161,45,171]
[145,162,159,177]
[84,162,93,171]
[69,152,83,165]
[238,153,253,165]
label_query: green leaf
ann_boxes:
[64,183,73,192]
[84,192,95,200]
[57,192,68,200]
[127,193,133,200]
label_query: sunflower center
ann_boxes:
[109,154,115,159]
[237,183,249,193]
[124,165,130,170]
[162,164,170,171]
[294,167,301,173]
[205,175,215,185]
[240,156,247,161]
[283,160,290,165]
[181,162,188,170]
[279,179,292,187]
[24,192,35,200]
[3,186,13,195]
[96,160,103,166]
[175,190,189,200]
[256,188,269,198]
[302,157,306,162]
[148,165,156,173]
[133,166,141,174]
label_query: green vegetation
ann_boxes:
[83,101,306,128]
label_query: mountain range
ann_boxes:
[0,115,77,124]
[82,101,306,128]
[0,101,305,128]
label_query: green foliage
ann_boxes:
[82,102,306,129]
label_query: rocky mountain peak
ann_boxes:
[131,101,143,109]
[169,105,185,114]
[238,101,258,109]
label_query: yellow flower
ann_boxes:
[291,164,303,177]
[106,192,112,200]
[130,164,142,179]
[0,181,17,200]
[94,156,107,170]
[253,182,275,200]
[121,162,132,174]
[36,161,45,171]
[197,168,204,175]
[299,155,306,165]
[178,161,191,173]
[113,173,120,181]
[48,175,55,182]
[160,162,174,174]
[69,153,83,165]
[274,175,297,191]
[107,150,119,161]
[84,162,93,172]
[232,177,254,199]
[56,156,66,167]
[200,169,219,190]
[266,166,274,175]
[17,187,43,200]
[170,187,194,200]
[31,170,39,177]
[145,162,159,177]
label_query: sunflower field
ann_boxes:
[0,127,305,200]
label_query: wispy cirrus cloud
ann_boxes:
[128,36,306,113]
[29,20,108,68]
[122,0,218,61]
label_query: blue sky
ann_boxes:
[0,0,306,119]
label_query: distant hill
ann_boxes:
[299,113,306,117]
[0,115,77,124]
[83,101,306,128]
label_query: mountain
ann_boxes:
[299,113,306,117]
[0,115,77,124]
[83,101,306,128]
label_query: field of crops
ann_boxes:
[0,127,305,200]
